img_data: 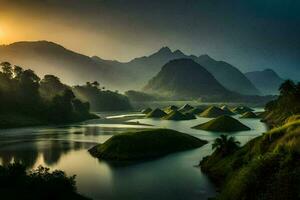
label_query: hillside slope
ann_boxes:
[245,69,284,95]
[144,59,231,99]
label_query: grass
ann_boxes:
[193,115,250,132]
[89,129,207,161]
[240,111,259,119]
[146,108,167,118]
[199,106,234,118]
[162,110,196,121]
[200,118,300,200]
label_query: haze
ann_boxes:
[0,0,299,79]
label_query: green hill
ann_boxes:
[178,104,194,112]
[199,106,234,118]
[193,115,250,132]
[164,105,179,113]
[185,107,203,115]
[200,118,300,200]
[146,108,167,118]
[141,108,152,114]
[162,110,196,121]
[220,105,232,112]
[231,106,254,114]
[89,129,207,161]
[240,111,259,119]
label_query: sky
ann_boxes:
[0,0,299,79]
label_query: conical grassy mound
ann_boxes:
[146,108,167,118]
[185,107,203,115]
[199,106,234,118]
[193,115,251,132]
[178,104,194,112]
[240,111,259,119]
[162,110,196,121]
[164,105,179,114]
[89,129,207,161]
[232,106,254,114]
[141,108,152,114]
[220,105,233,113]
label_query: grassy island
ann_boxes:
[162,110,196,121]
[146,108,167,118]
[199,106,234,118]
[89,129,207,161]
[240,111,259,119]
[193,115,250,132]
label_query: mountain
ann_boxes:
[92,46,185,89]
[245,69,284,95]
[194,55,260,95]
[0,41,261,95]
[0,41,129,90]
[94,47,260,95]
[144,59,231,98]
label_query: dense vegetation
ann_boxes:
[0,62,96,128]
[200,81,300,200]
[73,82,132,111]
[89,129,207,161]
[264,80,300,126]
[0,163,89,200]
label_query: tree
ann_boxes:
[91,81,99,88]
[279,80,296,96]
[212,135,240,155]
[13,65,23,79]
[0,62,13,79]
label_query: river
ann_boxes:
[0,110,267,200]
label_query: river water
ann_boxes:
[0,110,267,200]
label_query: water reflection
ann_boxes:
[0,140,94,168]
[0,111,267,200]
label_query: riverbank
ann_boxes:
[0,112,98,129]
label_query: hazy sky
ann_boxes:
[0,0,299,79]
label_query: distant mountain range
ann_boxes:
[0,41,284,97]
[144,59,232,98]
[245,69,284,95]
[94,46,260,95]
[0,41,131,89]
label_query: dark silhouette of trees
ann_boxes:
[0,163,89,199]
[212,135,240,155]
[72,82,132,111]
[265,80,300,125]
[0,62,96,127]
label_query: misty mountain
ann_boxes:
[144,59,231,99]
[245,69,284,95]
[0,41,130,90]
[0,41,260,95]
[194,55,260,95]
[93,47,260,95]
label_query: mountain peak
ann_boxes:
[173,49,185,57]
[157,46,172,54]
[198,54,213,61]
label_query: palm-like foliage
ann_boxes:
[212,134,240,155]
